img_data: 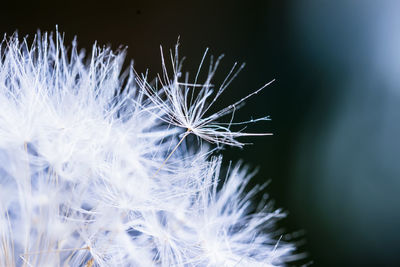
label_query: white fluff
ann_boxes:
[0,31,295,266]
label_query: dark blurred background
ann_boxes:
[2,0,400,266]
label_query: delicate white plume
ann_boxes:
[0,31,296,266]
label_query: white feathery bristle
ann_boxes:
[136,44,273,148]
[0,31,297,266]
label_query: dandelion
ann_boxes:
[136,43,273,148]
[0,30,298,266]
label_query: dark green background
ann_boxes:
[2,1,400,266]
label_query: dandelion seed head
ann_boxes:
[0,30,299,266]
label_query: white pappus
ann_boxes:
[0,31,297,266]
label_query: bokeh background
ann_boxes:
[2,0,400,266]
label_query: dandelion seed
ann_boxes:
[86,258,94,267]
[136,43,273,148]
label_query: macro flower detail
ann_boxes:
[0,31,296,266]
[136,45,273,148]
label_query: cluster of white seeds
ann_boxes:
[0,32,295,266]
